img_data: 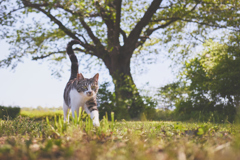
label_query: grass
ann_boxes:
[0,111,239,160]
[20,110,63,121]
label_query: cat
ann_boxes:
[63,39,100,127]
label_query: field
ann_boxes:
[0,110,239,160]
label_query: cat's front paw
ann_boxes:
[93,120,100,127]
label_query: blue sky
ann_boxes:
[0,40,175,108]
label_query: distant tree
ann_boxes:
[1,0,240,119]
[159,33,240,122]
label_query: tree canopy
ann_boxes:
[1,0,239,68]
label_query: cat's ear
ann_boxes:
[93,73,99,82]
[77,73,84,80]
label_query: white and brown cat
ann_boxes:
[63,39,100,127]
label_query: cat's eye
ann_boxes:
[91,86,96,90]
[83,86,88,90]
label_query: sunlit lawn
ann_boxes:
[0,111,239,160]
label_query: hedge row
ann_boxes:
[0,105,20,119]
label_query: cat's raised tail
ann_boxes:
[66,39,81,80]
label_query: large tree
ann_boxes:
[1,0,239,118]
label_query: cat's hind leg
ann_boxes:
[63,101,69,122]
[71,106,79,119]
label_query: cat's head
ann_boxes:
[75,73,99,97]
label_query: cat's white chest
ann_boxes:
[69,88,90,108]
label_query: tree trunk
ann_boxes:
[103,50,145,120]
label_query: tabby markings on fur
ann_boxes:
[63,39,100,127]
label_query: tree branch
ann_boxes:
[136,2,201,48]
[76,33,88,44]
[120,28,127,43]
[113,0,122,46]
[93,1,115,47]
[79,17,105,50]
[147,18,179,35]
[53,3,106,54]
[31,48,89,61]
[180,19,230,29]
[0,7,25,19]
[32,51,65,60]
[21,0,107,59]
[124,0,163,54]
[22,0,79,40]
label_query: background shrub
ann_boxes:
[0,105,20,119]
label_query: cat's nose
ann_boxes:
[86,91,93,96]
